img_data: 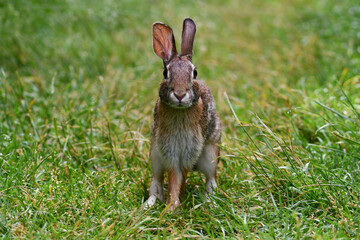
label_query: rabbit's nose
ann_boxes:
[174,92,186,101]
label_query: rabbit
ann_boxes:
[144,18,221,211]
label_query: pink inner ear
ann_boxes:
[153,37,165,59]
[164,35,173,61]
[153,24,176,62]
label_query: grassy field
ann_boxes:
[1,0,360,238]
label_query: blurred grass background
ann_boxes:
[1,0,360,238]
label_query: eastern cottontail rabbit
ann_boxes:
[145,18,221,210]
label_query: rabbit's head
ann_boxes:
[153,18,200,109]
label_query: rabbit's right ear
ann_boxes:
[180,18,196,58]
[153,23,177,63]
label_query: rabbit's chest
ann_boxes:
[158,126,204,170]
[155,101,205,170]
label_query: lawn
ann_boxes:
[1,0,360,238]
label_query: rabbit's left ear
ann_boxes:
[153,23,177,63]
[180,18,196,58]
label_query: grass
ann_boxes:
[1,0,360,238]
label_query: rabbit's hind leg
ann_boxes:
[197,144,219,194]
[144,146,165,208]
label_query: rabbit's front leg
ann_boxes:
[179,170,188,199]
[167,168,183,210]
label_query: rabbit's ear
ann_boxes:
[180,18,196,58]
[153,23,177,63]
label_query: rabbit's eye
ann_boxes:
[163,69,168,78]
[193,69,198,79]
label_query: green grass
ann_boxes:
[1,0,360,238]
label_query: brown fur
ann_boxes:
[145,18,221,211]
[167,169,181,207]
[157,98,203,138]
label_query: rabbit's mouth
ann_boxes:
[168,101,193,109]
[168,92,193,108]
[173,103,191,109]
